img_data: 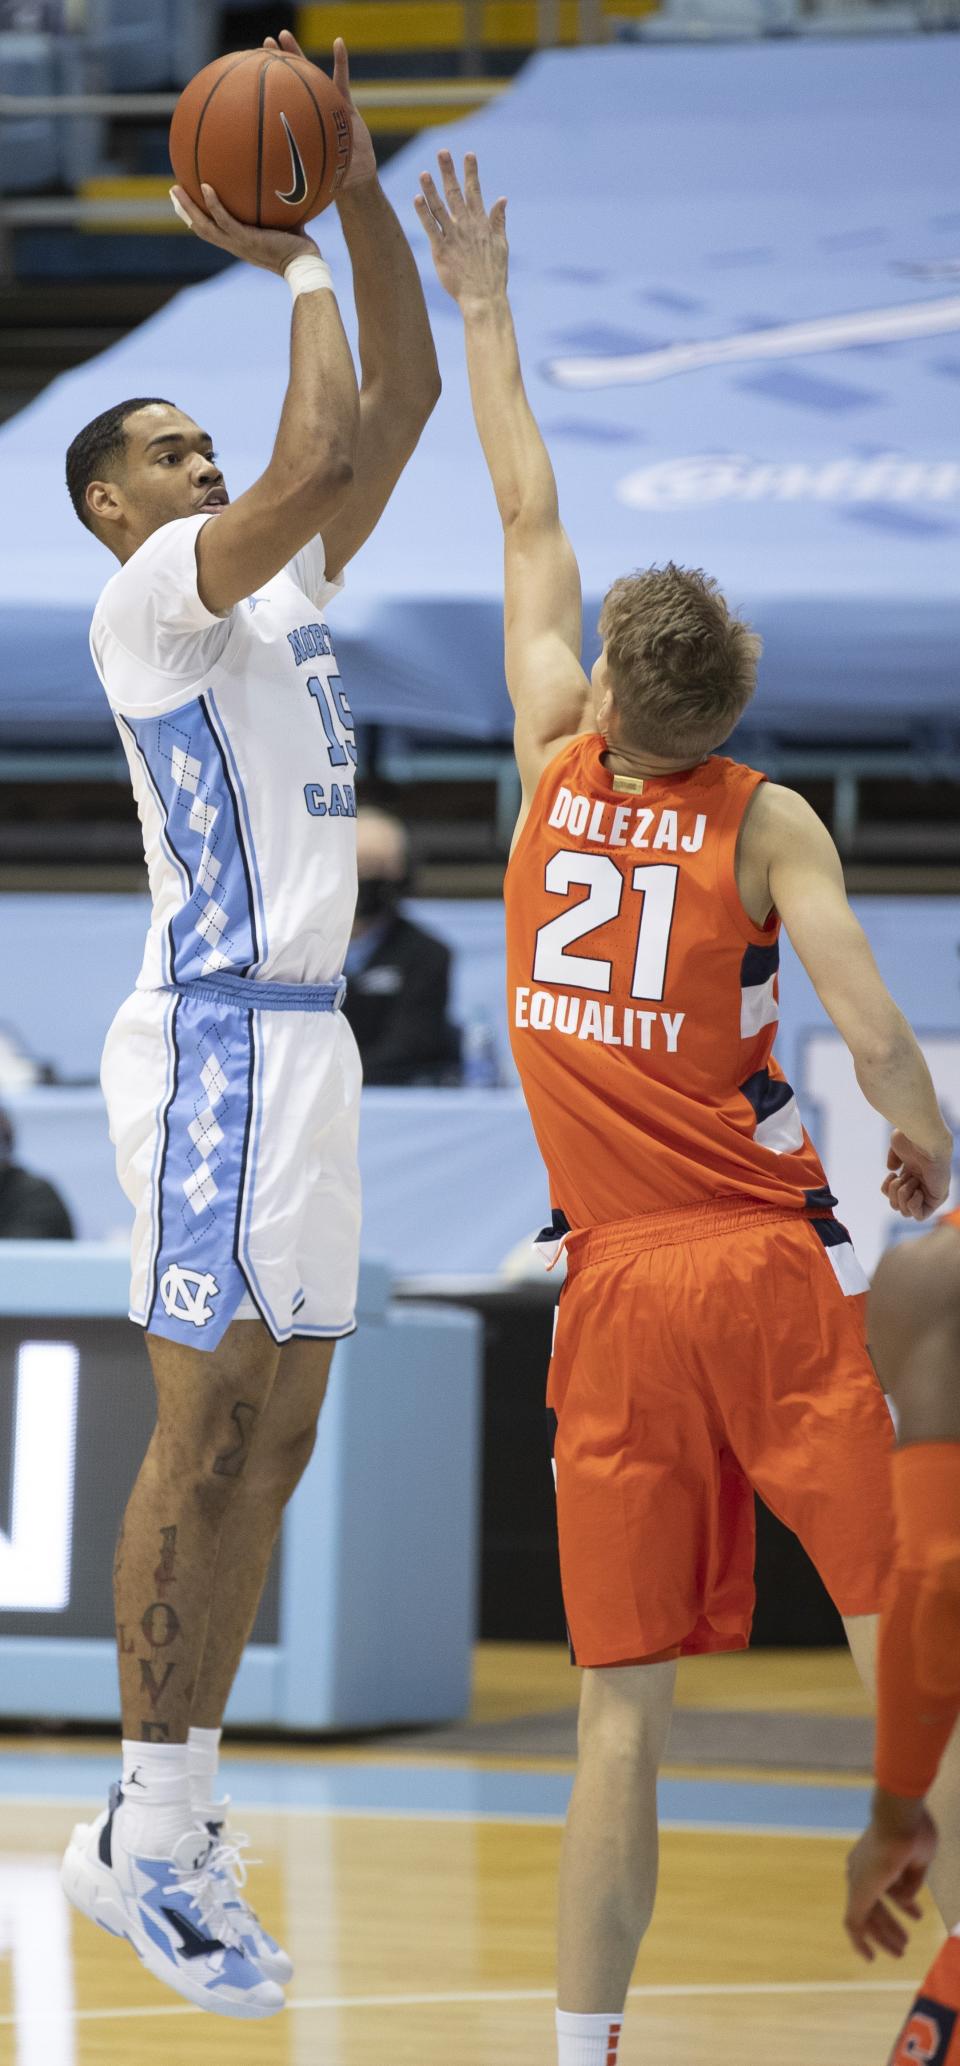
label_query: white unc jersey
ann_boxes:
[90,513,357,989]
[92,516,362,1351]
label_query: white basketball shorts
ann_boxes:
[100,972,362,1353]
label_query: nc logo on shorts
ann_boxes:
[160,1265,220,1329]
[890,1998,957,2064]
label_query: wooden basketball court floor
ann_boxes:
[0,1648,939,2066]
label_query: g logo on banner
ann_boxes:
[160,1266,220,1329]
[890,1998,957,2064]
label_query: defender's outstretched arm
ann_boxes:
[416,152,592,804]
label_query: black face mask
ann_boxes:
[355,876,401,923]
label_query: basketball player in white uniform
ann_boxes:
[58,34,440,2019]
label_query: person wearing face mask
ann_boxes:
[344,808,461,1086]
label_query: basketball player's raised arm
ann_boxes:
[415,153,593,799]
[263,33,440,584]
[748,783,953,1216]
[168,182,359,616]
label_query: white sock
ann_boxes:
[117,1739,197,1859]
[556,2009,624,2065]
[187,1726,224,1820]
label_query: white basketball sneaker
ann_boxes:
[61,1784,285,2018]
[200,1800,294,1987]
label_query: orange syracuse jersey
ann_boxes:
[504,733,834,1230]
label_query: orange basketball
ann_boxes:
[169,49,352,229]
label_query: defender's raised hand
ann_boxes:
[265,29,377,188]
[415,151,508,307]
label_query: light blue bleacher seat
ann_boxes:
[0,8,244,200]
[77,1,272,94]
[0,21,170,196]
[169,0,218,87]
[0,31,60,190]
[54,28,104,188]
[74,0,172,91]
[170,0,278,85]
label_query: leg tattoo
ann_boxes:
[153,1524,178,1596]
[137,1588,182,1740]
[212,1400,259,1479]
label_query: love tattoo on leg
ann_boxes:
[153,1523,178,1595]
[136,1529,182,1741]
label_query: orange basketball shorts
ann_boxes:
[888,1931,960,2064]
[547,1200,895,1667]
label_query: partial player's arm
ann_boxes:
[843,1232,960,1959]
[415,153,592,805]
[753,779,958,1953]
[744,783,953,1216]
[266,33,439,583]
[169,184,359,614]
[319,177,441,580]
[319,69,440,577]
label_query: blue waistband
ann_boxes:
[171,972,347,1013]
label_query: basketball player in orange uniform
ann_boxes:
[415,153,960,2066]
[844,1211,960,2061]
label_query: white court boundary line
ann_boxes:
[0,1977,920,2028]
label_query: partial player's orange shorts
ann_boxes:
[888,1932,960,2064]
[547,1199,895,1667]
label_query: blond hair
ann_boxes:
[598,563,761,758]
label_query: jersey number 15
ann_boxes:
[533,853,679,1003]
[306,659,357,767]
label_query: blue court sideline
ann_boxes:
[0,1751,870,1834]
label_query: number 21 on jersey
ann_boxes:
[533,854,679,1003]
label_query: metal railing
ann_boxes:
[1,738,958,861]
[0,80,506,120]
[0,79,507,236]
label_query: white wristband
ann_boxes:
[284,253,335,300]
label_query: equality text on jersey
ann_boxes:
[515,987,685,1053]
